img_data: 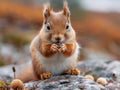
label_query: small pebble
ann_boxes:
[85,74,94,80]
[10,79,24,89]
[97,77,108,86]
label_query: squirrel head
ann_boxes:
[40,1,76,44]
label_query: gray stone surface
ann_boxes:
[77,60,120,80]
[24,75,104,90]
[0,60,120,90]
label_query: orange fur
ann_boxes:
[62,43,76,57]
[16,64,37,82]
[65,68,80,75]
[39,43,58,57]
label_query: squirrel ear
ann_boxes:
[63,1,70,17]
[43,3,51,20]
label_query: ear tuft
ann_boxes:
[43,3,51,19]
[63,0,70,17]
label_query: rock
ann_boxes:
[10,79,24,89]
[24,75,104,90]
[77,60,109,79]
[106,83,120,90]
[24,75,120,90]
[0,75,12,82]
[77,60,120,80]
[96,77,108,86]
[106,61,120,82]
[0,43,31,64]
[0,60,120,89]
[85,74,94,80]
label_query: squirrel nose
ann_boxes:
[55,37,61,42]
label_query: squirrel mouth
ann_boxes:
[52,40,65,44]
[55,40,63,44]
[56,41,61,44]
[55,42,62,48]
[55,42,61,45]
[52,40,64,45]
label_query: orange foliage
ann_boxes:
[0,1,43,24]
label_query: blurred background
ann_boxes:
[0,0,120,66]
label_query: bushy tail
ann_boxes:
[16,63,37,83]
[10,64,37,89]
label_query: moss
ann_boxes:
[0,56,6,66]
[0,80,5,86]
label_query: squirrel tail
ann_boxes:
[10,66,24,89]
[16,63,37,83]
[10,64,37,89]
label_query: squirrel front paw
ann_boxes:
[58,44,66,53]
[40,72,51,80]
[51,44,58,53]
[65,68,80,75]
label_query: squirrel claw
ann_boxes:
[58,44,66,53]
[40,72,51,80]
[51,44,58,53]
[65,68,80,75]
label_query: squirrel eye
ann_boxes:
[46,23,50,30]
[66,23,69,30]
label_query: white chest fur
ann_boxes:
[36,42,80,75]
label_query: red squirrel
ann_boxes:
[11,2,108,88]
[17,1,80,82]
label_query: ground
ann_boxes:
[0,60,120,90]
